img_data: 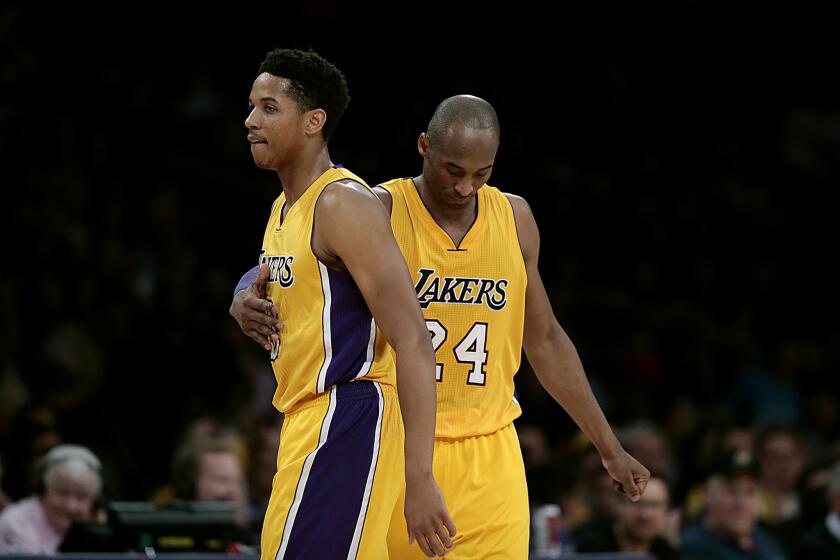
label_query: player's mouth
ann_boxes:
[248,134,267,144]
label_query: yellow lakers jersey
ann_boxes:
[261,166,396,413]
[380,178,527,439]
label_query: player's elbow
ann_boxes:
[524,322,567,360]
[390,326,435,361]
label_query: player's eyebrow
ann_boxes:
[446,162,494,171]
[249,96,279,104]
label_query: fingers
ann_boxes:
[243,308,280,351]
[242,298,281,352]
[426,530,452,556]
[635,472,650,496]
[242,298,279,333]
[245,295,278,317]
[409,524,452,558]
[436,515,455,550]
[248,329,272,351]
[612,472,641,501]
[416,532,435,558]
[630,462,651,500]
[623,473,642,501]
[248,324,277,349]
[245,303,278,326]
[262,297,278,317]
[254,263,270,297]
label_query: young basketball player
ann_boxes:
[241,49,454,560]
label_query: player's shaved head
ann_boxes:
[426,95,500,143]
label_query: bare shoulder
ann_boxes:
[503,192,538,231]
[503,192,539,258]
[503,192,532,216]
[321,178,376,200]
[315,180,392,218]
[316,179,382,213]
[371,185,393,215]
[313,180,391,266]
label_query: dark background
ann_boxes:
[2,2,839,504]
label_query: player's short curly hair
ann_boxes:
[258,48,350,143]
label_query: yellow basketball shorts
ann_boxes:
[261,381,404,560]
[387,422,529,559]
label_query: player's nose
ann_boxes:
[454,181,474,197]
[245,108,259,129]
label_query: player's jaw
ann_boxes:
[248,135,275,169]
[446,184,479,207]
[248,132,299,171]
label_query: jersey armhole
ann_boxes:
[503,193,527,268]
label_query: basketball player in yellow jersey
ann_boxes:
[237,49,454,560]
[378,96,649,559]
[233,95,649,558]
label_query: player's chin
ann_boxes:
[251,154,274,170]
[449,194,474,206]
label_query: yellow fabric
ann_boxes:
[260,167,396,413]
[381,178,527,439]
[387,424,529,559]
[261,383,404,560]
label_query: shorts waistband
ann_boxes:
[286,380,395,416]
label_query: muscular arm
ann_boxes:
[314,180,454,555]
[507,193,650,500]
[371,185,393,215]
[232,187,393,350]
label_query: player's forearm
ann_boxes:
[526,324,623,459]
[393,333,437,477]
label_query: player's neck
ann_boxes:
[276,145,332,206]
[413,175,476,228]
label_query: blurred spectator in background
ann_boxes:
[0,363,28,446]
[756,426,807,526]
[683,422,755,522]
[38,324,105,417]
[570,438,624,548]
[526,460,585,552]
[518,423,553,469]
[245,413,282,535]
[728,339,804,428]
[0,458,10,512]
[575,475,681,559]
[579,441,624,522]
[681,449,785,560]
[166,436,251,541]
[0,364,29,511]
[794,460,833,535]
[796,459,840,559]
[1,404,63,501]
[0,444,103,554]
[622,421,679,493]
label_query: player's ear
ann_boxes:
[418,132,430,157]
[304,109,327,136]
